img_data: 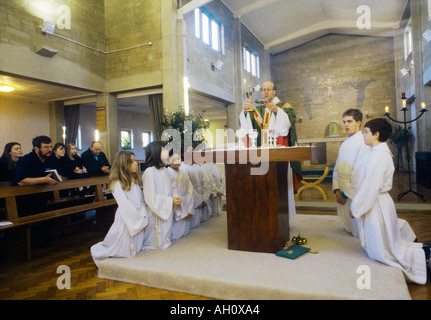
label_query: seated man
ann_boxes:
[81,141,111,176]
[12,135,59,216]
[12,135,59,186]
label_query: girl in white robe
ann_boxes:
[141,141,177,250]
[91,151,148,267]
[194,163,212,222]
[350,119,427,285]
[200,164,217,220]
[167,152,194,240]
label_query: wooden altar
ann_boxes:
[192,146,318,253]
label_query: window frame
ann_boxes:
[243,45,260,78]
[194,7,224,54]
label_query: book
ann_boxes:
[0,221,13,227]
[275,243,310,260]
[45,169,63,182]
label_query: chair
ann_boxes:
[295,163,330,201]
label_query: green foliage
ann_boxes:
[390,125,413,146]
[160,106,210,149]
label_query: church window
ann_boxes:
[244,46,260,78]
[404,20,412,60]
[142,131,151,148]
[194,8,224,54]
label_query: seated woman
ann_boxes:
[63,143,90,179]
[0,142,23,183]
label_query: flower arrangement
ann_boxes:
[160,106,210,149]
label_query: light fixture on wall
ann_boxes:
[211,60,223,71]
[423,29,431,42]
[35,45,59,57]
[0,84,16,92]
[39,20,56,35]
[400,68,410,77]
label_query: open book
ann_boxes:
[45,169,63,182]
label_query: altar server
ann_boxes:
[141,141,177,250]
[199,163,217,221]
[350,118,427,285]
[167,151,194,240]
[91,151,148,267]
[332,109,369,236]
[179,162,203,229]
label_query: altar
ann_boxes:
[192,146,318,253]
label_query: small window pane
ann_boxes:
[211,20,219,51]
[202,13,210,45]
[194,8,200,38]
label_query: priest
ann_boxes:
[239,81,302,219]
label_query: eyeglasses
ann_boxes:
[41,145,53,150]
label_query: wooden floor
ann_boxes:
[0,172,430,300]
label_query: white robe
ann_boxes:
[141,167,174,250]
[200,164,218,219]
[167,166,194,240]
[193,164,212,223]
[204,163,225,215]
[239,97,296,220]
[179,162,203,229]
[332,131,369,236]
[351,142,426,285]
[90,182,148,267]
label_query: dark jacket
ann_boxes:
[81,148,111,176]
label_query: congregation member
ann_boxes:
[167,150,194,241]
[332,109,369,237]
[81,141,111,176]
[240,80,301,219]
[91,151,148,267]
[141,141,176,250]
[12,135,58,187]
[11,135,58,216]
[63,143,90,179]
[350,118,429,285]
[47,143,67,179]
[0,142,22,182]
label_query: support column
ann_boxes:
[49,101,64,143]
[228,17,243,131]
[411,0,426,152]
[96,92,118,163]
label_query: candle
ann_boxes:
[402,100,407,109]
[421,102,426,110]
[385,106,389,114]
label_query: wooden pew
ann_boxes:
[0,176,117,261]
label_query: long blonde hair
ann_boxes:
[109,151,139,192]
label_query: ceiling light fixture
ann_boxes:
[0,84,16,92]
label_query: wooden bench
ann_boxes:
[0,176,117,261]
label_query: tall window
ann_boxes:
[404,20,413,60]
[195,8,224,54]
[244,46,260,78]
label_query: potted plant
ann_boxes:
[160,106,210,150]
[390,125,413,173]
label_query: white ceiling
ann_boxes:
[222,0,408,54]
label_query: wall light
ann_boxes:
[39,20,56,35]
[0,84,16,92]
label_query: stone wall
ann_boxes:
[271,34,397,163]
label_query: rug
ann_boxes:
[97,212,411,300]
